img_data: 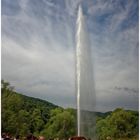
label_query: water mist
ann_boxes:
[76,5,96,139]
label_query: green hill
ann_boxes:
[1,80,139,139]
[1,80,59,136]
[95,111,112,118]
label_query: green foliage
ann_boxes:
[41,108,76,139]
[96,108,139,140]
[1,80,138,139]
[1,80,58,137]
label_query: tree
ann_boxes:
[16,110,31,136]
[41,108,76,139]
[96,108,138,139]
[96,118,116,140]
[109,108,138,138]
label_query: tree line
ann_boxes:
[1,80,138,140]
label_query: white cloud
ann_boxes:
[2,0,138,111]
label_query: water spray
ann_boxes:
[74,4,96,140]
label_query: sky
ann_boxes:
[2,0,139,112]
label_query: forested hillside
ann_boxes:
[1,80,59,136]
[1,80,139,140]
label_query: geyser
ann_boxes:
[76,5,96,139]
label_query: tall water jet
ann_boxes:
[76,5,96,139]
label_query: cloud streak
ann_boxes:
[2,0,139,112]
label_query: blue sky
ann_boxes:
[2,0,139,112]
